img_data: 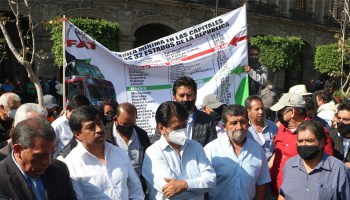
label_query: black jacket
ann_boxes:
[153,108,217,146]
[0,156,77,200]
[330,128,350,162]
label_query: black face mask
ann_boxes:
[117,124,135,135]
[105,111,116,123]
[48,111,54,117]
[337,122,350,138]
[178,101,195,112]
[209,111,221,121]
[297,145,320,160]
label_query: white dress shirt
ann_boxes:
[63,141,144,200]
[142,135,216,200]
[51,113,73,158]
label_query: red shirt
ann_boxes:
[270,122,334,195]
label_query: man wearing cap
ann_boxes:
[43,94,59,123]
[202,94,227,137]
[269,92,334,196]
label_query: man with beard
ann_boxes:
[244,45,268,95]
[153,76,217,146]
[269,93,333,196]
[245,95,277,162]
[279,120,350,199]
[204,104,270,200]
[330,100,350,169]
[63,105,144,199]
[0,118,77,199]
[202,94,227,137]
[0,92,21,145]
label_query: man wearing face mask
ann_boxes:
[100,99,118,125]
[105,102,150,177]
[0,92,21,144]
[153,76,217,146]
[204,104,270,200]
[269,93,334,196]
[330,100,350,169]
[260,80,276,121]
[142,101,216,200]
[202,94,227,137]
[279,120,350,199]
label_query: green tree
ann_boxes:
[314,42,342,77]
[249,35,305,71]
[48,17,121,67]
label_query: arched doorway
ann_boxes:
[134,24,176,48]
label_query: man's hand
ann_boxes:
[162,178,188,198]
[244,65,251,72]
[345,162,350,169]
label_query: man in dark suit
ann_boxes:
[152,76,217,146]
[0,118,76,200]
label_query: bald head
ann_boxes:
[116,102,137,117]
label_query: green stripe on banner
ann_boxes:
[235,76,249,105]
[127,84,172,91]
[127,65,245,92]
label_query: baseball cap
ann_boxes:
[288,84,312,96]
[43,95,58,109]
[270,93,306,111]
[202,94,224,109]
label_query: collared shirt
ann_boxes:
[142,136,216,200]
[11,151,45,198]
[52,113,73,158]
[63,141,144,200]
[248,119,277,161]
[113,123,143,176]
[280,153,350,199]
[216,121,226,138]
[187,112,194,140]
[339,132,350,159]
[204,135,271,200]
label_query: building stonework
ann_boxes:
[0,0,339,89]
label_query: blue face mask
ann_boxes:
[269,85,273,90]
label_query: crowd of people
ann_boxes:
[0,46,349,199]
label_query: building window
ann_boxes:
[295,0,307,11]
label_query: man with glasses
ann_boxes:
[269,93,333,196]
[142,101,216,200]
[330,100,350,168]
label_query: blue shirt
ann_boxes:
[204,135,271,200]
[11,151,45,198]
[280,152,350,200]
[248,119,277,161]
[142,136,216,200]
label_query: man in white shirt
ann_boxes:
[63,105,144,200]
[142,101,216,200]
[51,95,90,158]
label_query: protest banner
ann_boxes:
[64,5,249,139]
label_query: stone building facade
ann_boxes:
[0,0,341,91]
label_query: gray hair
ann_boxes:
[14,103,48,127]
[12,118,55,149]
[0,92,21,108]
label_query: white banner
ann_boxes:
[64,5,249,139]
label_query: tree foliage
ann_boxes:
[249,35,305,71]
[314,42,343,77]
[48,17,121,67]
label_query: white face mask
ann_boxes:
[7,109,17,119]
[167,128,187,146]
[227,130,247,143]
